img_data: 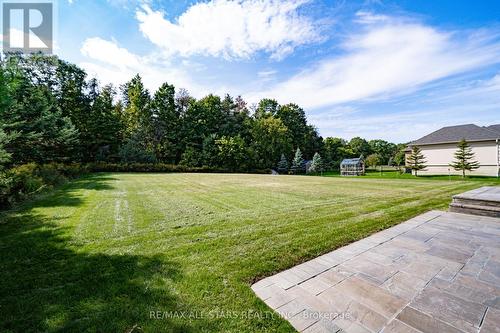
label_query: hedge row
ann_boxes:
[0,162,271,210]
[90,162,271,174]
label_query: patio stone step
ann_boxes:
[452,197,500,208]
[449,186,500,218]
[449,202,500,218]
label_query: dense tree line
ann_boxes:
[0,53,405,172]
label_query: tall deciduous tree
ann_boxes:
[214,135,247,171]
[276,103,307,150]
[175,88,192,116]
[254,98,279,119]
[450,139,480,178]
[303,125,323,161]
[407,146,427,176]
[349,137,372,158]
[251,117,290,169]
[323,137,348,170]
[368,139,396,165]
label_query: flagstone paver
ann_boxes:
[252,210,500,332]
[481,307,500,333]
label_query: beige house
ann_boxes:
[407,124,500,177]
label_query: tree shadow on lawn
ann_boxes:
[30,174,118,208]
[0,175,209,332]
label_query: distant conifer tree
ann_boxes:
[450,139,480,178]
[407,146,427,177]
[291,148,305,174]
[309,152,323,174]
[277,153,289,174]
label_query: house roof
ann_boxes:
[486,124,500,135]
[410,124,500,146]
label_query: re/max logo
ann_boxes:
[2,1,53,54]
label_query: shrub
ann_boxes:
[36,163,68,186]
[0,163,90,210]
[11,163,45,195]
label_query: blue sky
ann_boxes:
[54,0,500,142]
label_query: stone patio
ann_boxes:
[252,210,500,333]
[449,186,500,218]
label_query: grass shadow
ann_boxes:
[9,174,118,210]
[0,179,209,332]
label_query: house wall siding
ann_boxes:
[411,140,499,177]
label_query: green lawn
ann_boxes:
[1,173,499,332]
[326,169,500,181]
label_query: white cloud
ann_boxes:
[257,69,277,82]
[257,70,277,77]
[254,12,500,109]
[354,11,390,24]
[136,0,320,60]
[79,37,209,96]
[81,37,141,70]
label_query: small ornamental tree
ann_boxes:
[277,154,289,174]
[291,148,305,174]
[365,154,381,168]
[407,146,427,176]
[393,148,406,173]
[309,152,323,174]
[450,139,480,178]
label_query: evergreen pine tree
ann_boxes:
[309,152,323,174]
[291,148,305,174]
[121,74,151,137]
[407,146,427,176]
[151,82,178,163]
[0,128,13,169]
[450,139,480,178]
[277,154,289,174]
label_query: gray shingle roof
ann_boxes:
[486,124,500,135]
[410,124,500,145]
